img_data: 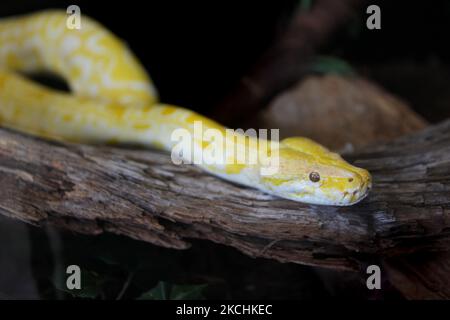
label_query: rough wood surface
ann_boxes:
[0,120,449,271]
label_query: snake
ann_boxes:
[0,10,371,206]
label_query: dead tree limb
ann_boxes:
[0,120,449,271]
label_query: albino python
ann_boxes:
[0,10,371,206]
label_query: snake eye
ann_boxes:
[309,171,320,182]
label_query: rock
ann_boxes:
[259,74,427,151]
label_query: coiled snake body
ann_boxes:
[0,11,371,206]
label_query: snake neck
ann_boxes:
[144,105,279,179]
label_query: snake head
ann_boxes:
[260,137,372,206]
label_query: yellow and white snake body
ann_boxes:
[0,11,371,206]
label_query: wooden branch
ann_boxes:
[0,120,449,271]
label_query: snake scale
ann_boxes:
[0,10,371,206]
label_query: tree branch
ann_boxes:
[0,120,449,271]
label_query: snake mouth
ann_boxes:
[344,179,372,205]
[273,176,373,206]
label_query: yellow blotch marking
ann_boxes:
[133,123,151,130]
[70,66,82,79]
[261,177,289,186]
[109,104,127,118]
[142,105,154,113]
[6,54,21,68]
[201,140,210,149]
[282,137,330,155]
[63,114,73,122]
[321,177,349,192]
[161,106,177,115]
[151,141,165,150]
[278,148,314,162]
[12,107,23,121]
[186,113,225,132]
[0,73,7,88]
[106,138,120,145]
[224,163,246,174]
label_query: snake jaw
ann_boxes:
[259,163,372,206]
[332,171,372,205]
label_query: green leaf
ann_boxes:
[137,281,169,300]
[96,254,122,267]
[170,284,207,300]
[298,0,313,11]
[137,282,206,300]
[309,56,355,76]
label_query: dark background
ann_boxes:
[0,0,449,299]
[1,0,449,120]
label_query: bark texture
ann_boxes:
[0,120,449,271]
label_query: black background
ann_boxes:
[1,0,449,117]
